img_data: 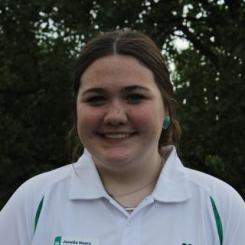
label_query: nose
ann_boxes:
[104,100,127,126]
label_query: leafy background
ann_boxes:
[0,0,244,208]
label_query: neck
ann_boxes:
[96,151,163,208]
[108,180,157,210]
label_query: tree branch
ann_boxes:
[178,24,219,67]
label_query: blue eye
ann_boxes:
[85,96,106,106]
[127,94,145,104]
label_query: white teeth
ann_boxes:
[103,133,131,139]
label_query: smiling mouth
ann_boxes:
[97,132,136,139]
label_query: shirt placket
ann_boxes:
[121,216,141,245]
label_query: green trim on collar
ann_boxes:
[210,196,223,245]
[34,196,44,232]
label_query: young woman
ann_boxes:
[0,30,244,245]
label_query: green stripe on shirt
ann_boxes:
[210,196,223,245]
[34,196,44,232]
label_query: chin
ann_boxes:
[96,150,133,167]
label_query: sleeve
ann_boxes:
[0,181,36,245]
[210,179,245,245]
[222,189,245,245]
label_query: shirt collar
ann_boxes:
[69,149,109,200]
[152,145,192,203]
[69,146,192,202]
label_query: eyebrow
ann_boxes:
[81,85,150,96]
[122,85,150,93]
[81,88,105,96]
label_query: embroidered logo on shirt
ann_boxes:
[54,236,99,245]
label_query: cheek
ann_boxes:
[76,106,101,132]
[131,105,163,131]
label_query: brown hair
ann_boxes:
[69,30,181,160]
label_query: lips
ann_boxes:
[103,133,131,139]
[97,132,136,139]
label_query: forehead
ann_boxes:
[80,55,157,91]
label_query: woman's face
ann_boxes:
[76,55,167,170]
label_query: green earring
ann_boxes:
[163,116,171,129]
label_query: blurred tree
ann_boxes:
[0,0,244,207]
[172,0,245,196]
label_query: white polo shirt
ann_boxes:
[0,146,244,245]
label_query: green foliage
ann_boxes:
[205,155,224,175]
[0,0,244,208]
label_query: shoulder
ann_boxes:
[185,167,243,203]
[0,163,75,243]
[186,168,232,193]
[19,163,73,201]
[183,166,245,243]
[1,163,74,215]
[2,150,93,212]
[186,167,244,230]
[26,164,73,189]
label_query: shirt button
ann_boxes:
[127,220,132,226]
